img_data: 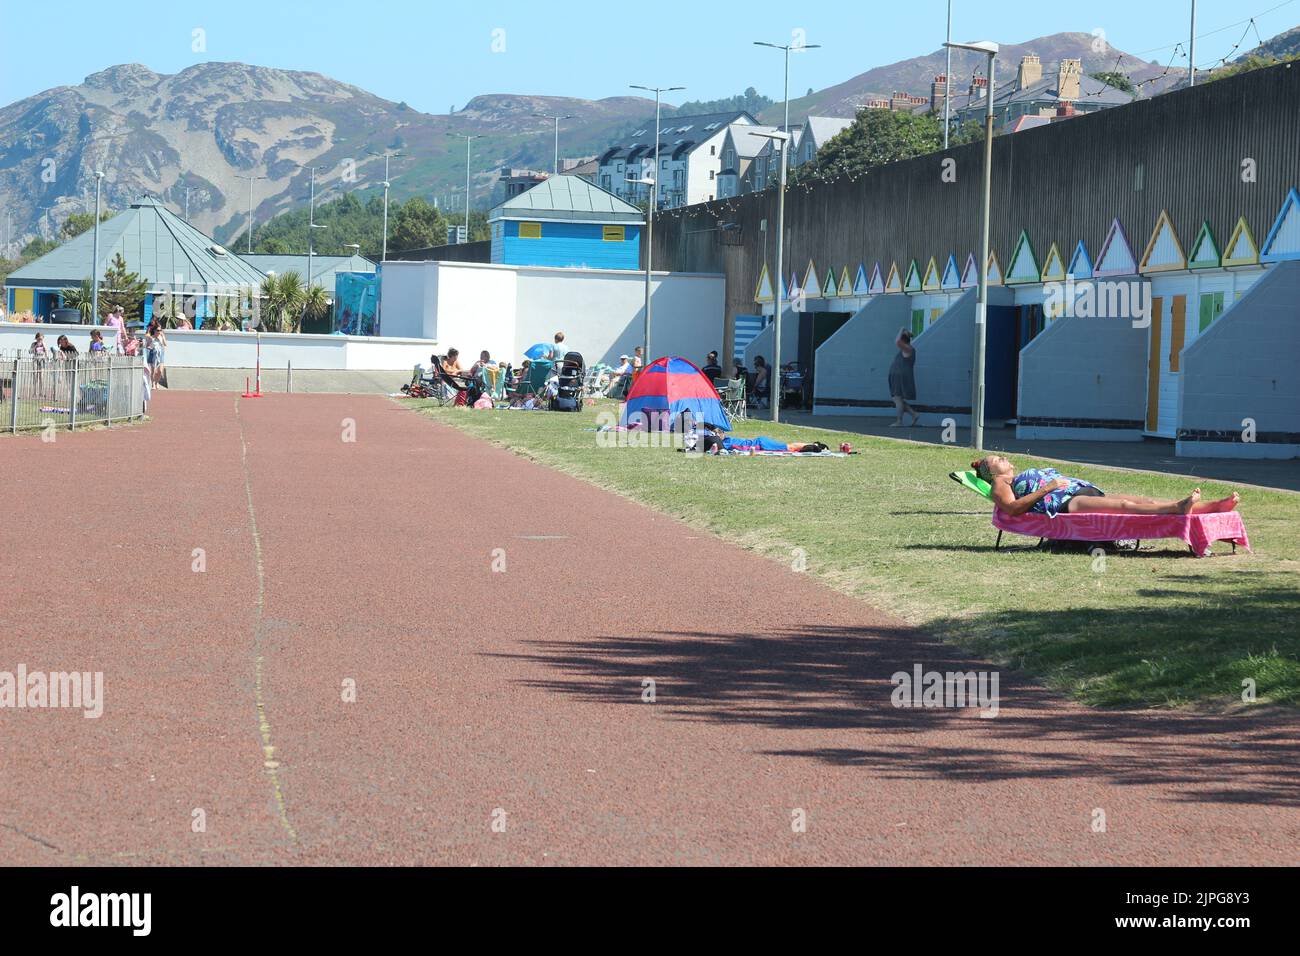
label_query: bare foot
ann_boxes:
[909,413,921,426]
[1178,488,1201,515]
[1214,492,1241,512]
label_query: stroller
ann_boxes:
[549,351,585,412]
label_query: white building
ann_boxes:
[597,110,756,209]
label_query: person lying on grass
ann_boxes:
[971,455,1241,518]
[687,424,828,455]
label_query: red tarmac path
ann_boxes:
[2,392,1297,865]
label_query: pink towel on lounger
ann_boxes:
[992,509,1250,557]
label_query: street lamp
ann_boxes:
[628,175,658,363]
[447,133,481,241]
[754,38,820,423]
[298,163,330,289]
[533,114,575,174]
[91,170,104,323]
[945,38,999,452]
[235,174,267,254]
[628,85,684,362]
[366,148,402,261]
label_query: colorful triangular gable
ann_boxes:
[854,263,872,296]
[866,263,884,295]
[754,264,774,303]
[1222,216,1259,266]
[921,256,942,291]
[903,259,921,293]
[1040,242,1066,282]
[837,266,853,296]
[1005,230,1040,284]
[884,262,902,293]
[985,250,1003,286]
[1187,222,1220,270]
[960,253,979,288]
[822,268,838,297]
[788,270,801,298]
[1139,210,1187,273]
[1095,218,1137,276]
[1261,187,1300,262]
[940,254,961,290]
[803,261,819,296]
[1066,240,1093,279]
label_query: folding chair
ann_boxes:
[717,377,747,422]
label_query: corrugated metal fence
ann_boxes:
[0,351,148,433]
[650,61,1300,358]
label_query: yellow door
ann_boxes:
[1145,296,1164,433]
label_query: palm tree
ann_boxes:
[301,284,331,331]
[59,279,96,323]
[257,271,305,332]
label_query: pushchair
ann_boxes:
[549,351,585,412]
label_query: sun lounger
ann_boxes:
[949,470,1251,557]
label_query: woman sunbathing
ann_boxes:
[972,456,1241,518]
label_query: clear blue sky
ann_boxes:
[1,0,1294,111]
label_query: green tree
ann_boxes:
[676,87,774,116]
[300,283,331,332]
[790,110,958,184]
[389,196,448,251]
[258,271,305,333]
[100,253,148,322]
[59,279,96,323]
[1204,53,1300,83]
[21,236,59,259]
[1090,71,1135,94]
[60,209,113,241]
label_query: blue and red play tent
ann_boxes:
[620,356,731,431]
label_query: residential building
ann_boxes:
[955,54,1135,126]
[488,174,644,270]
[791,115,855,168]
[717,124,781,199]
[596,110,757,209]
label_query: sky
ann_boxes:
[1,0,1296,112]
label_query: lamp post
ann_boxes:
[754,38,820,423]
[298,163,329,290]
[945,39,999,452]
[447,133,481,241]
[91,170,104,323]
[628,85,684,362]
[533,114,574,174]
[235,174,267,254]
[366,149,401,261]
[944,1,953,148]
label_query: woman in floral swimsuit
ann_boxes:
[972,456,1240,518]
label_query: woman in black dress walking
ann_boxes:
[888,328,920,427]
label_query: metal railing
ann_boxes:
[1,354,148,433]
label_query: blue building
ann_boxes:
[489,175,643,270]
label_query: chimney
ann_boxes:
[1056,101,1077,118]
[1057,58,1082,103]
[930,73,948,114]
[1017,54,1042,90]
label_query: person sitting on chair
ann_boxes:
[972,455,1240,518]
[751,356,770,408]
[701,350,722,380]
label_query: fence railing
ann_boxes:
[1,354,148,433]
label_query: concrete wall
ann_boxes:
[742,306,798,370]
[1016,305,1149,442]
[811,294,912,416]
[378,260,725,369]
[0,322,436,371]
[1176,260,1300,459]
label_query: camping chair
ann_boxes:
[717,377,747,422]
[479,364,506,403]
[948,470,1250,557]
[525,359,555,398]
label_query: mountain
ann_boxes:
[0,62,660,255]
[1239,24,1300,61]
[761,32,1175,122]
